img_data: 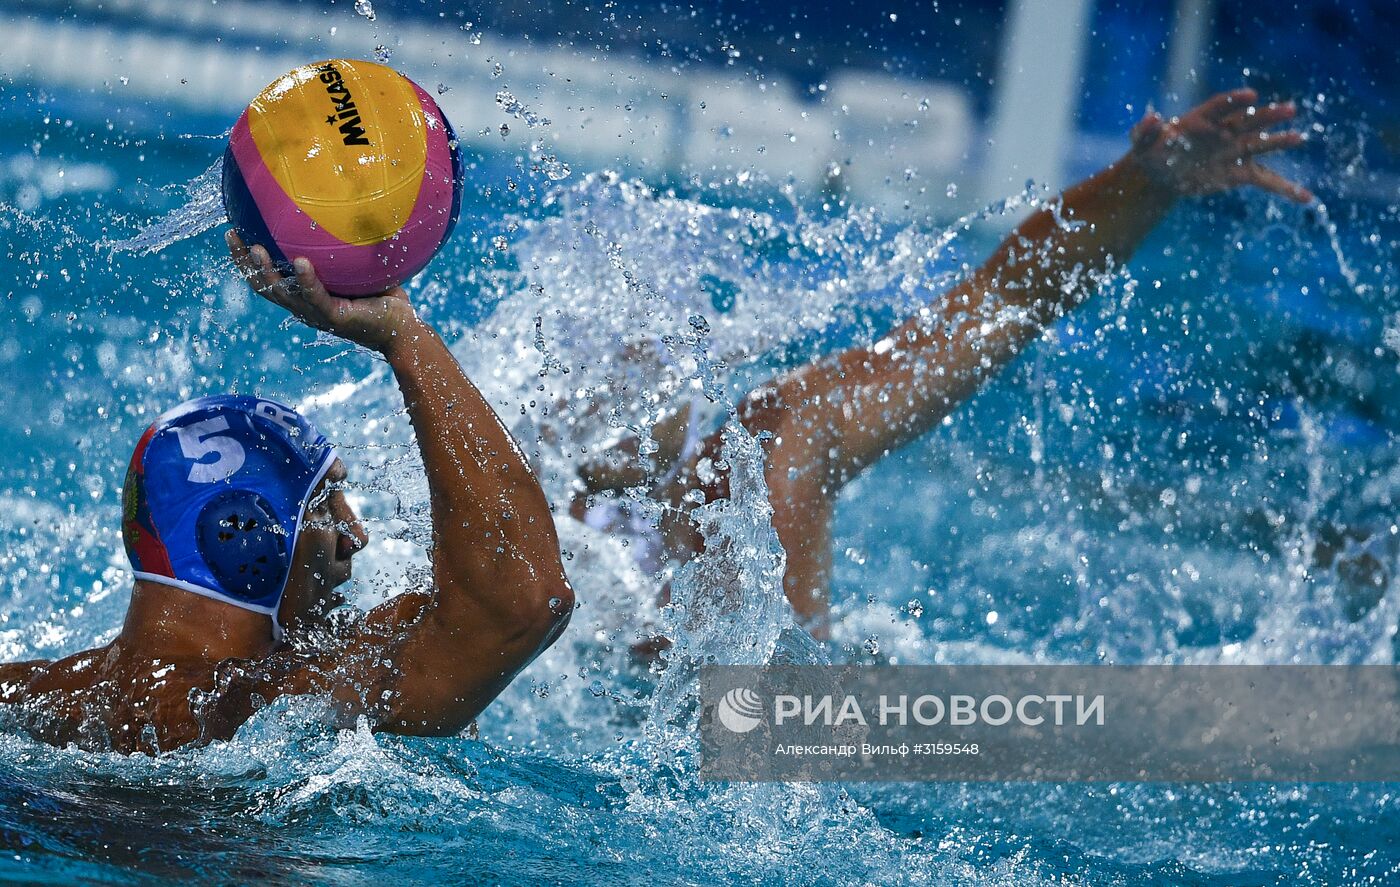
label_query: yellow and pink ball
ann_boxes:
[222,59,464,296]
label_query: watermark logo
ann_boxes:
[702,665,1400,782]
[717,687,764,733]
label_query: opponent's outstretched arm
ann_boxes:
[228,233,573,734]
[726,89,1310,634]
[755,88,1311,488]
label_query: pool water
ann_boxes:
[3,79,1400,885]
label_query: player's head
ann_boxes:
[280,456,366,629]
[120,395,365,636]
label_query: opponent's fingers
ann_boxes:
[1130,111,1165,150]
[1221,101,1296,134]
[1242,162,1313,204]
[1198,88,1260,121]
[1235,129,1305,158]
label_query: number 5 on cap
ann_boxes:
[175,417,246,483]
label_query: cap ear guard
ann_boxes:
[194,490,291,610]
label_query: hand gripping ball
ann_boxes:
[222,59,464,296]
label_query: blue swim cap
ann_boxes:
[121,395,336,622]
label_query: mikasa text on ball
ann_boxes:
[222,59,464,296]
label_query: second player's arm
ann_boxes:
[727,89,1310,634]
[754,88,1311,486]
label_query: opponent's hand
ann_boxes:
[1128,88,1313,204]
[227,230,417,353]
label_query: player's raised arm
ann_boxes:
[228,232,573,735]
[760,88,1311,487]
[717,90,1311,636]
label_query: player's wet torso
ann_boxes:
[1,644,345,754]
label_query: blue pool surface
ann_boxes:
[2,66,1400,886]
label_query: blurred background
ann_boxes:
[3,0,1397,216]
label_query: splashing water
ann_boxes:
[103,157,227,254]
[495,89,551,129]
[1315,200,1370,299]
[490,84,571,182]
[535,153,571,181]
[489,172,968,472]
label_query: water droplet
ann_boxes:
[354,0,375,21]
[437,83,451,95]
[540,155,571,181]
[863,636,880,655]
[495,89,550,127]
[374,44,391,62]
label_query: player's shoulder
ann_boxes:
[191,603,436,736]
[0,659,51,703]
[218,612,382,702]
[14,645,124,700]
